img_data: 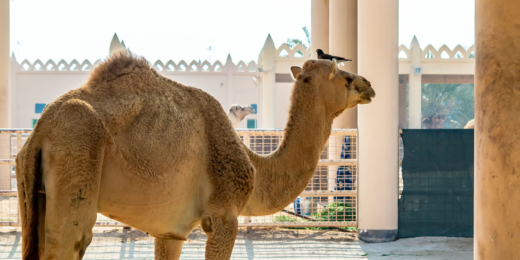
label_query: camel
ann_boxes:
[464,119,475,129]
[227,104,255,128]
[15,51,375,260]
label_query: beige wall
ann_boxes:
[10,59,258,129]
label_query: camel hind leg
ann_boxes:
[40,99,107,259]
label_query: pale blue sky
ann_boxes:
[9,0,475,63]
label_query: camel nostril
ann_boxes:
[369,89,376,98]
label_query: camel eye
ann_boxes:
[346,77,353,85]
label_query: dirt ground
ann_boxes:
[0,227,472,259]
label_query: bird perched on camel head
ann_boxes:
[316,49,352,63]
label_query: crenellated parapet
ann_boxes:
[275,43,312,60]
[13,56,257,74]
[399,42,475,61]
[17,58,102,72]
[152,59,257,73]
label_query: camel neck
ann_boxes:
[242,83,334,216]
[227,111,240,128]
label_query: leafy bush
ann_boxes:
[312,202,356,222]
[274,202,356,231]
[274,215,308,223]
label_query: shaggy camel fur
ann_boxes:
[15,52,375,260]
[464,119,475,129]
[227,104,255,128]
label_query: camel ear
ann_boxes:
[290,66,302,80]
[328,59,339,81]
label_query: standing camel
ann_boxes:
[227,104,255,128]
[15,51,375,259]
[464,119,475,129]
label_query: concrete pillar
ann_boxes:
[408,36,422,128]
[357,0,398,242]
[329,0,358,129]
[0,0,12,189]
[475,1,520,258]
[258,34,276,128]
[398,75,409,129]
[0,0,10,128]
[311,0,329,59]
[327,0,357,207]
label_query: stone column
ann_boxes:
[475,1,520,258]
[311,0,329,59]
[0,0,10,128]
[408,36,422,128]
[357,0,398,242]
[327,0,358,205]
[258,34,276,128]
[398,75,409,129]
[329,0,358,129]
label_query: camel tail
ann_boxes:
[15,132,43,259]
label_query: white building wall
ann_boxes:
[10,57,258,129]
[9,37,476,130]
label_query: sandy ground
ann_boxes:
[0,227,472,259]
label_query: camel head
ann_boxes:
[228,104,255,122]
[290,59,375,116]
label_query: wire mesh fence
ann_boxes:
[237,129,357,227]
[0,129,358,228]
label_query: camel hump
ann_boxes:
[87,50,153,85]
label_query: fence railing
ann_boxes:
[0,128,358,228]
[236,129,357,227]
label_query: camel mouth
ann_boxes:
[360,94,374,104]
[245,107,255,114]
[360,97,372,104]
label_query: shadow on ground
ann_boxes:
[0,227,472,259]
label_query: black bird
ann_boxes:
[316,49,352,62]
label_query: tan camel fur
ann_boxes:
[464,119,475,129]
[15,52,375,260]
[227,104,255,128]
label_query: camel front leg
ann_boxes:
[155,239,185,260]
[202,214,238,260]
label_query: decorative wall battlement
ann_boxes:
[17,58,102,72]
[275,43,312,60]
[399,43,475,61]
[13,55,257,74]
[152,59,257,73]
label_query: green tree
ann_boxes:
[420,84,474,129]
[286,26,310,48]
[282,26,310,57]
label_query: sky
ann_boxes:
[9,0,475,64]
